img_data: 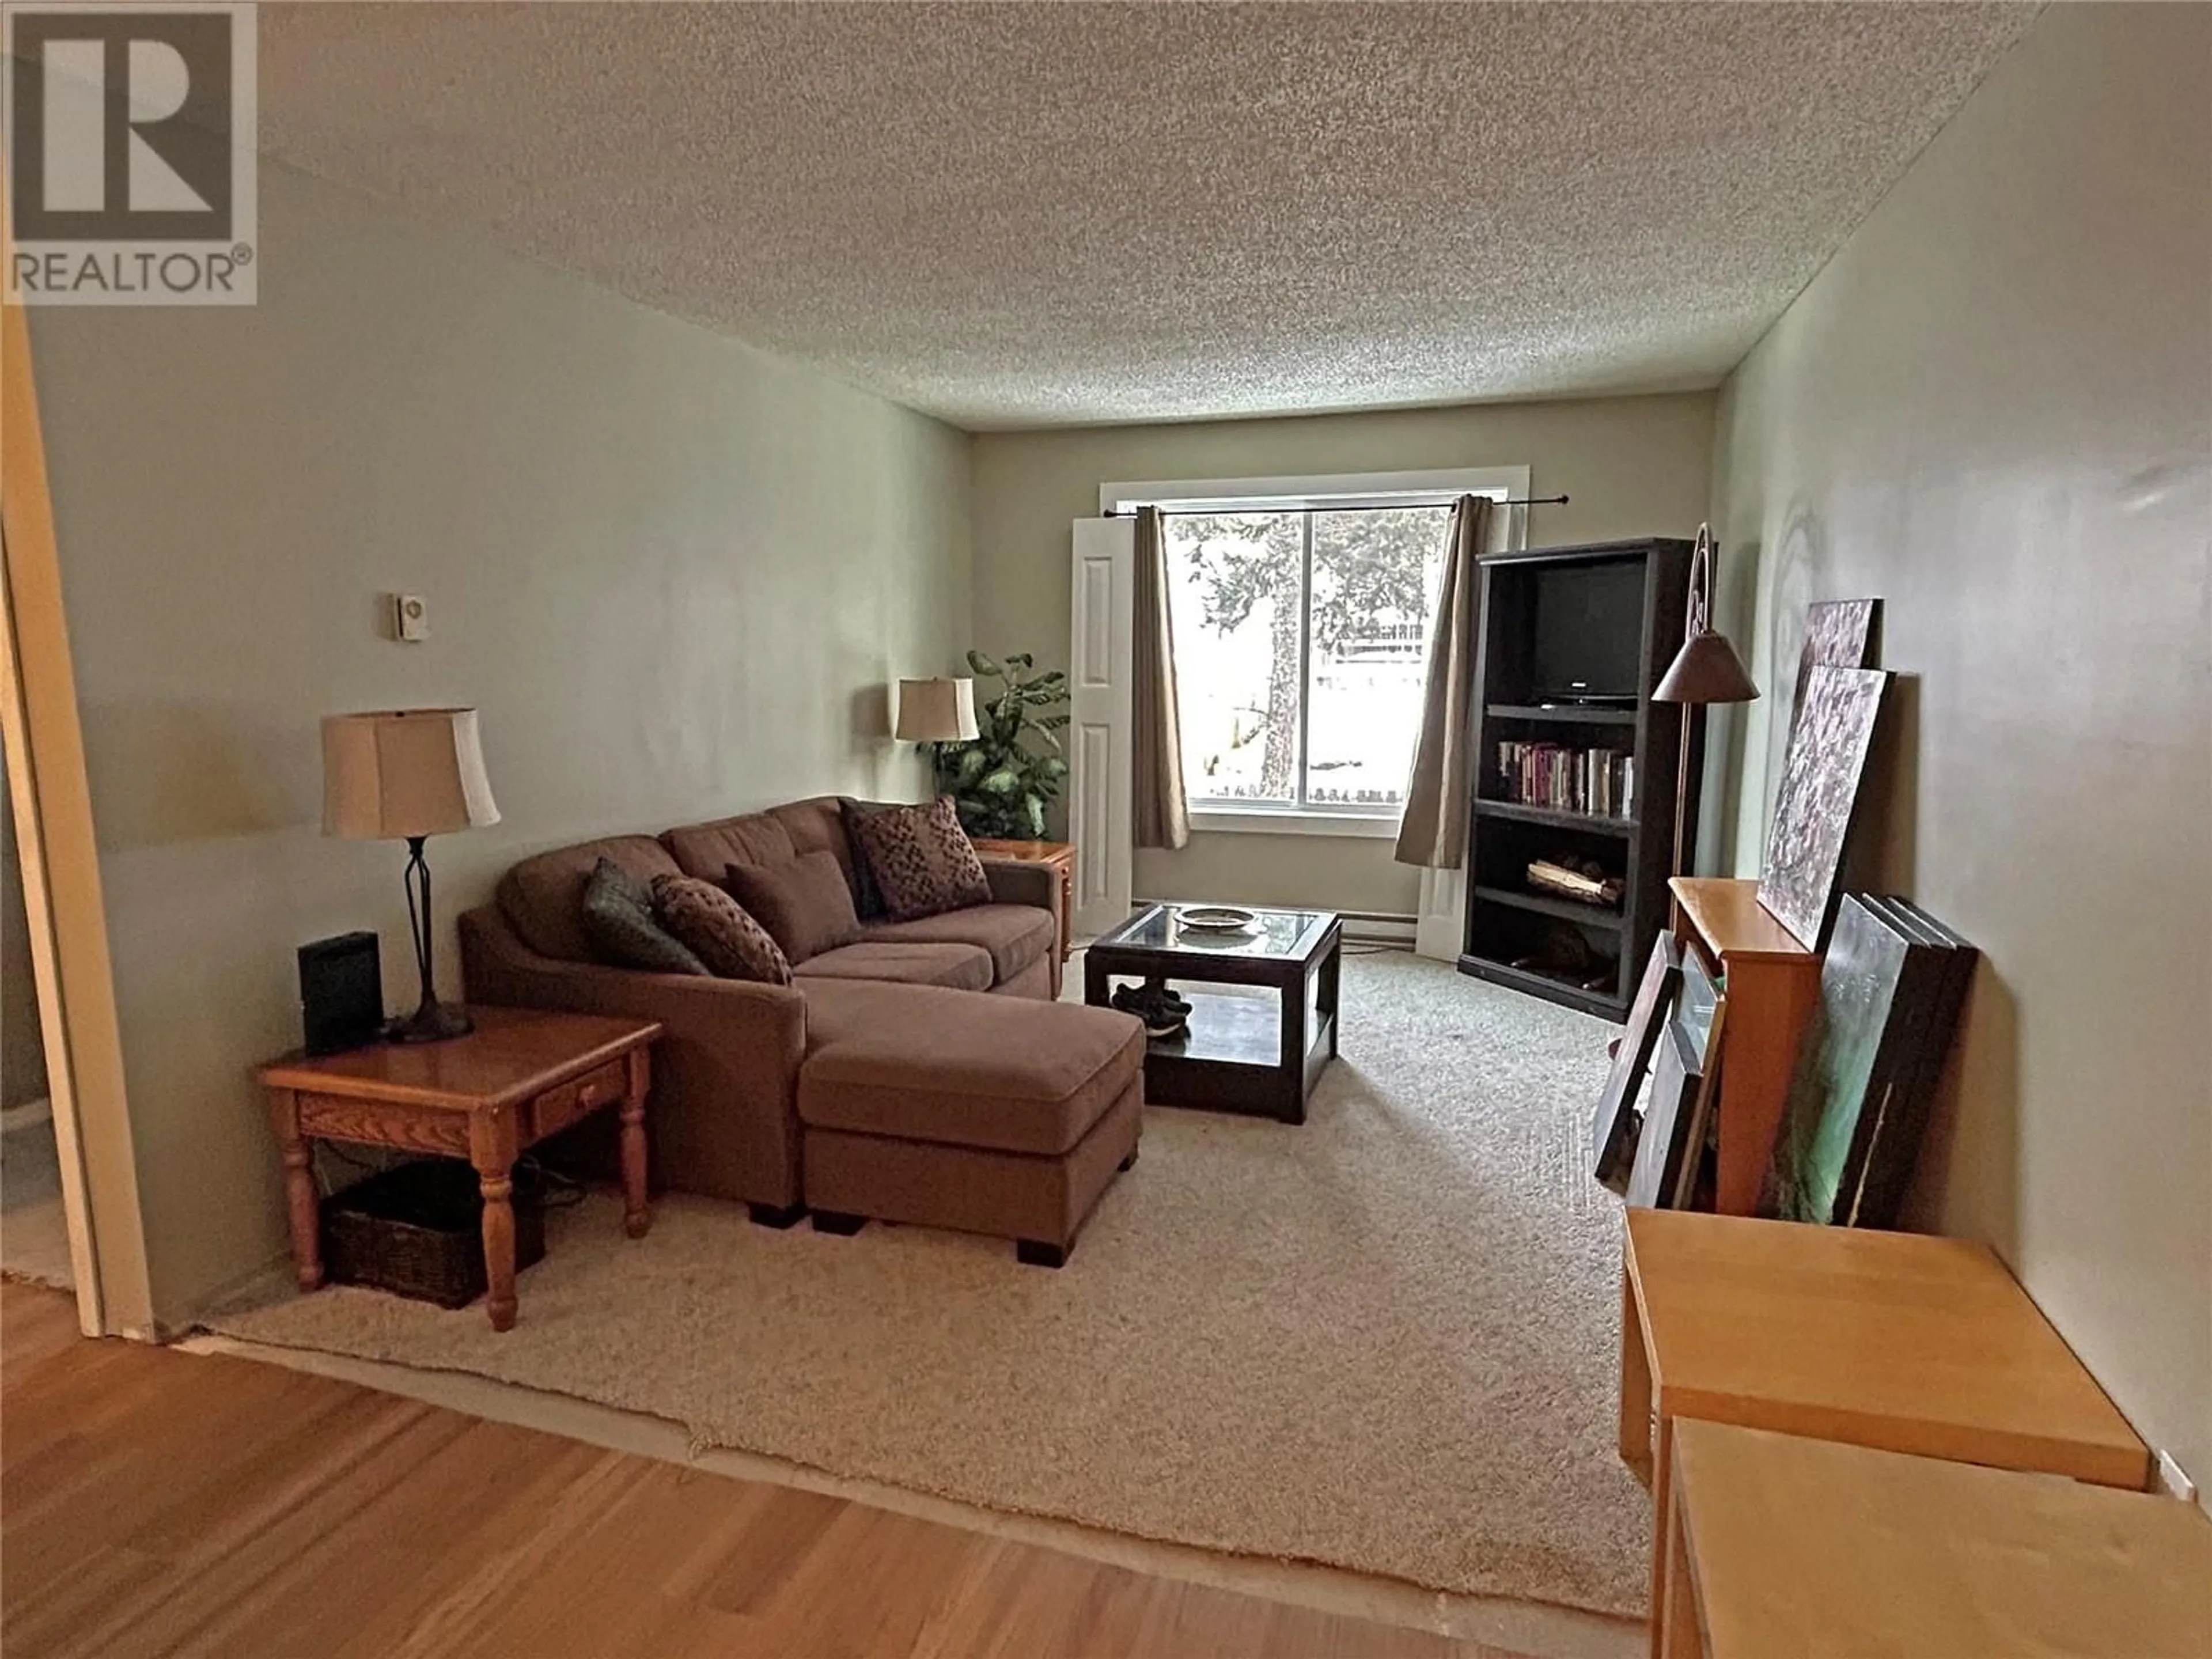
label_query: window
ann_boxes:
[1166,505,1457,813]
[1100,468,1528,834]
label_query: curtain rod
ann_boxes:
[1107,494,1567,517]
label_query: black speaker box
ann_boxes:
[299,931,385,1054]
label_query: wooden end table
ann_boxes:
[1664,1421,2210,1659]
[257,1007,662,1331]
[1622,1209,2150,1656]
[971,838,1077,963]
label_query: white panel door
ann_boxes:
[1415,866,1466,963]
[1069,516,1135,939]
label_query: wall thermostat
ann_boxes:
[391,593,429,642]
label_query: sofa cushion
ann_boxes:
[794,939,994,993]
[850,796,992,922]
[579,858,710,976]
[724,850,862,963]
[650,874,792,984]
[499,836,685,963]
[661,797,855,884]
[799,983,1144,1157]
[861,904,1054,986]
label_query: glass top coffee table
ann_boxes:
[1082,903,1342,1124]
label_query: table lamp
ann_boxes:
[1654,525,1759,878]
[322,708,500,1043]
[894,676,980,744]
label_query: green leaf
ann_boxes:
[966,649,1001,679]
[1038,756,1069,780]
[1035,713,1071,730]
[978,767,1021,796]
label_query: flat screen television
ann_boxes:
[1528,560,1645,703]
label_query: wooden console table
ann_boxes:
[1667,876,1820,1215]
[1663,1421,2209,1658]
[972,838,1077,962]
[258,1007,661,1331]
[1623,1210,2152,1657]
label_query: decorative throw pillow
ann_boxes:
[722,849,862,963]
[579,858,710,976]
[838,798,891,921]
[850,796,993,923]
[648,874,793,984]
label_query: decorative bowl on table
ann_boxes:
[1175,904,1259,934]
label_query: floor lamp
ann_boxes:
[1653,525,1759,880]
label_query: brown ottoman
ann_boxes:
[796,984,1145,1266]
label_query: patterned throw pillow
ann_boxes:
[722,850,862,963]
[850,796,994,923]
[839,798,891,920]
[579,857,710,976]
[649,874,793,984]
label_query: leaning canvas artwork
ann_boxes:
[1791,598,1881,719]
[1758,664,1890,949]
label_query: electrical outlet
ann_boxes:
[390,593,429,642]
[2153,1449,2198,1506]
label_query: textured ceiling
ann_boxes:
[256,3,2039,430]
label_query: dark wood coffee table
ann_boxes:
[1084,903,1342,1124]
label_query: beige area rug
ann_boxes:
[203,952,1649,1616]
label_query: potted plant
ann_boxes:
[931,650,1070,840]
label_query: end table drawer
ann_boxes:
[528,1060,627,1139]
[297,1093,469,1155]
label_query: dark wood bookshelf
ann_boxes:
[1472,884,1630,933]
[1473,798,1637,836]
[1486,702,1638,727]
[1458,537,1694,1019]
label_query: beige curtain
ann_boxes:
[1131,505,1191,850]
[1393,494,1495,869]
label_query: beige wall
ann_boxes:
[972,394,1717,914]
[1713,3,2210,1487]
[28,162,972,1322]
[1,758,49,1111]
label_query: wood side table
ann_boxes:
[1666,877,1822,1215]
[972,838,1077,961]
[1664,1421,2210,1659]
[1622,1210,2150,1656]
[257,1007,663,1331]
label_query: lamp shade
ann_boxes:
[1653,631,1761,706]
[321,708,500,840]
[895,677,979,742]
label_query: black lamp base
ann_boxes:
[388,999,473,1045]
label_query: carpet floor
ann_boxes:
[203,951,1649,1617]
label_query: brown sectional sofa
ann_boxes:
[459,795,1144,1263]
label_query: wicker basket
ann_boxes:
[321,1159,546,1309]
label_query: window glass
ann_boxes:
[1307,506,1451,806]
[1166,512,1302,804]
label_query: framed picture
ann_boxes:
[1792,599,1882,721]
[1768,895,1979,1226]
[1590,935,1681,1194]
[1758,664,1890,950]
[1627,1011,1711,1210]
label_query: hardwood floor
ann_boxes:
[1,1283,1512,1657]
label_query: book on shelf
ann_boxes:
[1494,741,1635,819]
